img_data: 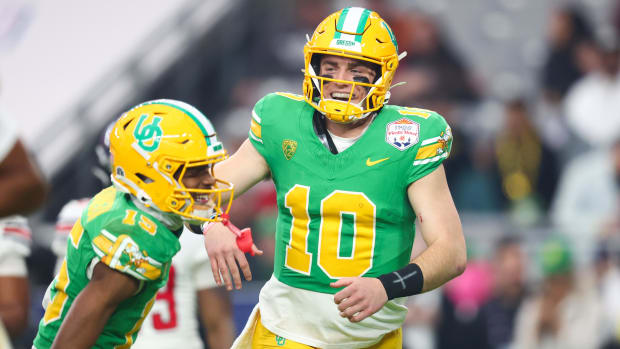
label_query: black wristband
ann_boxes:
[377,263,424,300]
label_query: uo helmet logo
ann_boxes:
[134,114,163,152]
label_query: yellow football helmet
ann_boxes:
[303,7,405,123]
[109,99,233,223]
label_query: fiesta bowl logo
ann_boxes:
[386,118,419,151]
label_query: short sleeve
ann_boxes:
[406,114,453,184]
[0,216,32,259]
[248,96,267,157]
[82,188,178,282]
[89,227,170,282]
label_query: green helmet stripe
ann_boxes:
[354,9,370,42]
[144,100,214,146]
[334,8,349,39]
[335,7,370,43]
[381,21,398,52]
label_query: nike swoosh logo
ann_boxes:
[366,157,390,166]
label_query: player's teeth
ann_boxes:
[195,194,209,201]
[332,93,350,98]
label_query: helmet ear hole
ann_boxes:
[136,173,154,184]
[173,166,184,180]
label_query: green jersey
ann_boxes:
[248,92,452,294]
[34,187,181,349]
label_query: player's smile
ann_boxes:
[192,194,215,214]
[193,192,211,204]
[330,91,357,102]
[323,84,366,105]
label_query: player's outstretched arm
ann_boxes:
[331,165,466,323]
[205,138,267,290]
[51,262,139,349]
[214,138,270,197]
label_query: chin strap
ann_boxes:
[312,111,339,154]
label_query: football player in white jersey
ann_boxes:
[50,121,235,349]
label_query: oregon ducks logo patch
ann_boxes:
[282,139,297,160]
[134,114,163,152]
[276,335,286,346]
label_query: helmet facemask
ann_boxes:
[169,158,234,224]
[306,53,385,123]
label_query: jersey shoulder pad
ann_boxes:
[83,188,180,281]
[273,91,305,101]
[383,105,453,183]
[381,105,452,157]
[382,105,443,126]
[249,92,308,145]
[413,110,452,165]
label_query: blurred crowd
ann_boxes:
[2,0,620,348]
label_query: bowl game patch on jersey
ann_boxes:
[385,118,419,151]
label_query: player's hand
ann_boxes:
[331,277,388,323]
[203,222,262,291]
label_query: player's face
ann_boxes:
[319,55,377,105]
[181,164,217,210]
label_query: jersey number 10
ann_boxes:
[284,185,376,278]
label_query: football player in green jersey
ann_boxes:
[32,100,250,349]
[204,7,467,349]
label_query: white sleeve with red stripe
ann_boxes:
[0,215,32,259]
